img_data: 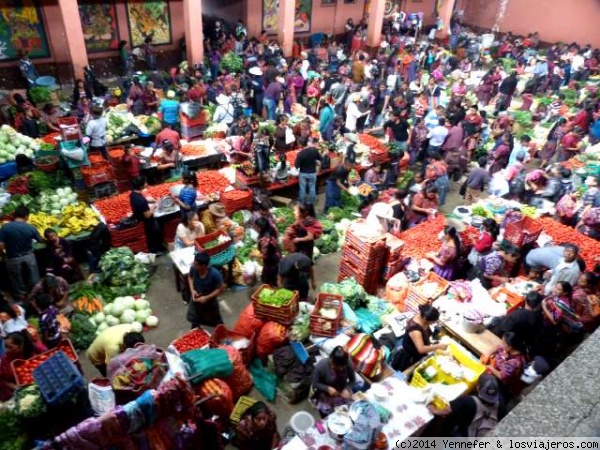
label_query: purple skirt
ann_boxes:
[433,264,455,281]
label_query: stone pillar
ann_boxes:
[278,0,295,57]
[366,0,385,48]
[436,0,456,39]
[57,0,88,80]
[184,0,204,65]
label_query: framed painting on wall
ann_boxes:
[0,0,50,60]
[262,0,312,34]
[79,0,119,53]
[126,0,172,47]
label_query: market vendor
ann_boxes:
[428,373,502,437]
[226,130,254,163]
[252,217,281,286]
[130,176,165,255]
[426,225,462,281]
[44,228,83,283]
[155,139,180,171]
[173,172,200,215]
[86,324,145,377]
[201,203,235,235]
[0,331,46,401]
[283,203,323,260]
[543,244,581,295]
[310,346,357,417]
[186,251,227,328]
[233,401,280,450]
[324,159,353,214]
[467,218,499,267]
[484,331,527,399]
[28,272,70,314]
[41,104,61,133]
[469,243,520,289]
[406,184,439,228]
[154,123,181,151]
[278,252,315,301]
[158,90,181,128]
[174,211,205,250]
[390,305,447,371]
[363,162,383,187]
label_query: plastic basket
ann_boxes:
[252,285,300,325]
[82,164,116,187]
[11,339,78,386]
[170,328,211,355]
[221,190,253,215]
[310,293,343,337]
[209,245,236,267]
[410,342,485,393]
[33,351,85,405]
[210,325,255,365]
[230,396,257,426]
[490,287,525,314]
[194,230,232,256]
[34,156,59,172]
[504,216,542,247]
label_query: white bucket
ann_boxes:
[481,33,495,49]
[290,411,315,436]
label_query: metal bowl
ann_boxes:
[327,413,352,442]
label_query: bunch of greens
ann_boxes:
[236,237,257,264]
[272,207,295,234]
[0,406,27,450]
[99,247,149,293]
[561,88,579,107]
[325,206,354,221]
[342,191,361,211]
[219,52,244,74]
[397,170,414,189]
[315,233,339,255]
[15,384,47,419]
[471,205,492,218]
[513,111,533,129]
[257,287,295,306]
[499,58,517,73]
[2,194,39,216]
[69,313,98,350]
[366,295,395,317]
[28,86,51,105]
[320,279,365,310]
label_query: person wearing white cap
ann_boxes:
[213,92,235,125]
[344,93,369,132]
[249,66,265,115]
[158,89,180,128]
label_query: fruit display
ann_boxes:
[58,202,100,237]
[38,186,79,216]
[0,125,40,163]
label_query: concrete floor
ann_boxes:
[78,173,470,435]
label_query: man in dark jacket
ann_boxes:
[496,71,518,114]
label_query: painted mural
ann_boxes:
[263,0,312,34]
[126,0,171,47]
[0,0,49,60]
[79,0,119,53]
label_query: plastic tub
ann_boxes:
[35,76,56,89]
[290,411,315,436]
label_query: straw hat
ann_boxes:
[249,66,263,76]
[216,93,229,105]
[166,90,176,99]
[208,203,227,217]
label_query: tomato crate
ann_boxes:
[221,190,253,215]
[58,116,81,141]
[194,230,232,256]
[11,339,78,386]
[34,351,85,405]
[82,165,116,187]
[109,223,145,246]
[490,287,525,314]
[504,216,542,247]
[210,325,255,365]
[170,328,211,355]
[310,293,343,337]
[344,225,387,252]
[251,285,300,325]
[341,246,385,273]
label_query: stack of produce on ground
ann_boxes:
[320,278,366,310]
[0,125,40,163]
[257,287,295,306]
[98,248,150,295]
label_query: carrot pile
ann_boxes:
[359,133,387,154]
[73,297,104,315]
[180,142,208,156]
[397,215,446,259]
[196,171,230,195]
[537,217,600,269]
[41,132,60,146]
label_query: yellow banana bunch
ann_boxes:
[28,213,60,236]
[59,202,100,235]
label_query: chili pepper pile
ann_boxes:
[196,171,230,195]
[397,215,446,259]
[278,149,301,167]
[172,329,211,354]
[538,217,600,269]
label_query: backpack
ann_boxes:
[509,168,526,196]
[467,397,499,437]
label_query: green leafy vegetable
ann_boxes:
[258,287,295,306]
[15,384,47,419]
[471,205,492,218]
[99,247,150,293]
[70,313,98,350]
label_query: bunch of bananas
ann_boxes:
[28,212,60,236]
[58,202,100,237]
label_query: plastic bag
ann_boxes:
[249,358,277,402]
[384,272,409,308]
[107,344,165,380]
[195,378,234,418]
[108,344,168,392]
[134,252,156,264]
[221,345,253,400]
[61,147,85,161]
[256,321,287,361]
[232,303,265,338]
[242,261,256,286]
[182,348,234,383]
[88,378,115,416]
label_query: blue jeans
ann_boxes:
[299,172,317,205]
[434,174,450,205]
[324,179,342,213]
[263,97,276,121]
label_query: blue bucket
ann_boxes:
[35,76,56,89]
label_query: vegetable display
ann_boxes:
[257,287,295,306]
[69,313,98,350]
[320,278,365,310]
[538,217,600,269]
[196,171,230,195]
[99,248,150,291]
[0,407,27,450]
[15,384,47,419]
[172,329,211,354]
[0,125,40,163]
[272,207,295,233]
[12,341,78,385]
[396,215,446,260]
[94,295,156,332]
[470,205,492,218]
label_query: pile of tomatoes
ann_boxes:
[172,329,211,354]
[13,341,77,385]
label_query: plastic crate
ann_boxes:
[82,164,116,187]
[410,342,485,393]
[194,230,232,256]
[87,181,118,202]
[490,287,525,314]
[33,351,84,405]
[11,339,78,386]
[210,325,255,365]
[109,223,145,247]
[344,225,387,253]
[107,146,126,165]
[221,190,253,215]
[230,396,257,426]
[170,328,211,355]
[310,293,343,337]
[504,216,542,247]
[58,116,81,141]
[251,285,300,325]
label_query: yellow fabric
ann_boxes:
[201,209,217,234]
[86,324,133,366]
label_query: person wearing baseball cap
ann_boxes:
[428,373,502,437]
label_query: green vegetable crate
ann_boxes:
[251,285,299,325]
[194,230,232,257]
[309,293,343,337]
